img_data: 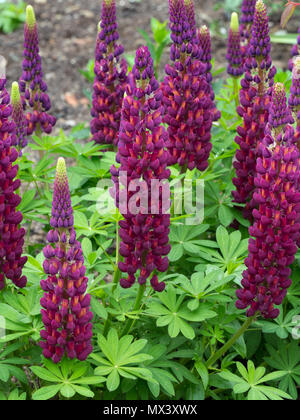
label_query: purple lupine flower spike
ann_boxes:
[236,83,300,319]
[19,5,56,136]
[240,0,256,53]
[40,158,93,363]
[288,28,300,71]
[111,46,171,292]
[198,25,221,122]
[232,0,276,221]
[0,77,27,290]
[90,0,127,146]
[288,56,300,142]
[226,13,244,78]
[184,0,196,36]
[11,82,28,151]
[162,0,215,171]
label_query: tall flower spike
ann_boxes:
[19,5,56,136]
[240,0,256,55]
[232,0,276,220]
[11,82,28,151]
[0,78,27,290]
[111,46,171,292]
[90,0,128,146]
[236,83,300,319]
[198,26,221,122]
[162,0,215,171]
[288,56,300,147]
[40,158,93,363]
[288,28,300,71]
[184,0,196,36]
[226,13,244,77]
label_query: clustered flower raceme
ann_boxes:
[183,0,196,37]
[240,0,256,55]
[0,78,27,290]
[288,56,300,147]
[288,27,300,71]
[11,82,28,151]
[236,83,300,319]
[19,6,56,136]
[40,158,93,363]
[226,13,244,78]
[232,0,276,221]
[162,0,215,171]
[90,0,127,146]
[111,46,171,292]
[198,25,221,122]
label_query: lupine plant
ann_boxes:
[232,0,276,220]
[1,0,300,403]
[0,77,27,290]
[90,0,127,146]
[19,6,56,137]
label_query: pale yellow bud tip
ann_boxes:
[26,5,36,30]
[230,12,239,32]
[56,158,67,178]
[255,0,266,13]
[11,82,21,105]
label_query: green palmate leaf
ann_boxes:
[30,366,61,383]
[92,329,155,392]
[218,360,293,401]
[60,384,76,399]
[32,385,62,401]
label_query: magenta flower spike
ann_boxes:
[40,158,93,363]
[19,6,56,136]
[236,83,300,319]
[90,0,128,146]
[198,25,221,122]
[226,13,244,78]
[11,82,28,151]
[288,28,300,71]
[111,46,171,292]
[162,0,216,171]
[240,0,256,55]
[232,0,276,220]
[288,56,300,132]
[0,78,27,290]
[184,0,196,36]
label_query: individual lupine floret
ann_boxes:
[11,82,28,151]
[162,0,215,171]
[90,0,128,146]
[40,158,93,363]
[236,83,300,319]
[19,5,56,136]
[0,78,27,290]
[110,46,171,291]
[198,25,221,122]
[232,0,276,220]
[226,13,244,78]
[288,27,300,71]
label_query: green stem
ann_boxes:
[103,219,121,336]
[102,266,122,336]
[206,315,256,369]
[233,77,239,108]
[121,284,146,337]
[94,235,116,271]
